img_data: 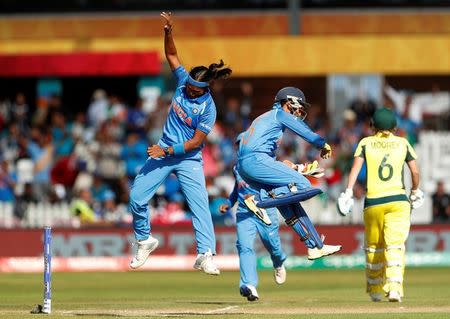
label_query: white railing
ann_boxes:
[0,190,435,229]
[0,202,73,228]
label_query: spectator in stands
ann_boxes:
[240,82,253,128]
[14,182,37,220]
[349,90,376,125]
[384,83,423,127]
[90,172,111,205]
[70,188,98,224]
[218,126,236,172]
[0,122,20,162]
[101,189,128,224]
[34,94,63,127]
[126,98,147,138]
[117,175,131,204]
[0,158,15,202]
[25,126,54,199]
[0,96,11,129]
[224,97,240,128]
[71,112,88,141]
[12,92,29,132]
[51,112,74,158]
[337,109,362,155]
[432,181,450,223]
[147,93,171,143]
[120,132,147,179]
[92,123,123,180]
[50,152,79,190]
[87,89,109,128]
[108,94,127,123]
[210,81,226,122]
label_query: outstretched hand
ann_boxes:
[161,11,173,32]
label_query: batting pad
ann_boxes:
[257,188,322,209]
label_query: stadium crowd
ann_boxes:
[0,81,449,227]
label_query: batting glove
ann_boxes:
[410,189,424,209]
[337,188,354,216]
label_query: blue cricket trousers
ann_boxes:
[129,155,216,254]
[238,153,311,191]
[236,204,286,288]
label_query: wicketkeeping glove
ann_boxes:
[320,143,332,159]
[337,188,354,216]
[297,160,325,178]
[410,189,424,209]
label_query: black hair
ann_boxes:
[189,60,232,83]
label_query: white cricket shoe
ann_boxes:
[244,195,272,225]
[193,250,220,275]
[370,293,382,302]
[240,285,259,301]
[129,236,159,269]
[388,290,402,302]
[307,243,342,260]
[274,265,286,285]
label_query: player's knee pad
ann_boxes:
[385,245,405,268]
[256,184,322,209]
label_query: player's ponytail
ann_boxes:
[189,60,232,84]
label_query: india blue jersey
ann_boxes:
[228,166,258,207]
[159,65,216,156]
[237,103,326,158]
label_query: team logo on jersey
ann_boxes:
[192,108,198,114]
[172,101,193,127]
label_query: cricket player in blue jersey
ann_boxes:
[220,165,287,301]
[237,87,341,261]
[129,12,232,275]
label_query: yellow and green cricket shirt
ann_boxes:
[354,132,417,208]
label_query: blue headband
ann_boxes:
[187,75,209,88]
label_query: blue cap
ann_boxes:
[274,87,310,107]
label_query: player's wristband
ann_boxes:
[173,143,186,156]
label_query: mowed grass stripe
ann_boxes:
[0,268,449,318]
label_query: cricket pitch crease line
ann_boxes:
[205,305,239,314]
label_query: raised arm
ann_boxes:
[161,12,181,71]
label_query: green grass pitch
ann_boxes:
[1,268,449,318]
